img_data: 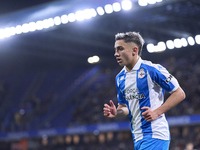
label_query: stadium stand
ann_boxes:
[0,53,200,149]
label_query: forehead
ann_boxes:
[114,40,126,48]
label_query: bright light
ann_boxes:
[146,43,155,53]
[54,16,61,25]
[90,9,97,17]
[88,55,100,64]
[48,18,54,27]
[187,36,195,46]
[156,0,162,2]
[113,2,121,12]
[138,0,148,6]
[43,19,50,29]
[97,7,105,16]
[105,4,113,14]
[68,13,76,22]
[36,20,44,30]
[9,27,16,36]
[148,0,156,4]
[195,35,200,44]
[83,9,92,19]
[15,25,22,34]
[21,23,30,33]
[121,0,132,10]
[166,40,174,49]
[61,15,68,24]
[29,22,36,32]
[0,29,5,39]
[174,39,182,48]
[180,38,188,47]
[157,41,166,51]
[75,11,84,21]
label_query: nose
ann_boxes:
[114,50,119,57]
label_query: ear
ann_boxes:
[132,46,138,56]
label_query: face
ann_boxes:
[114,40,138,68]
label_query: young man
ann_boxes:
[103,32,185,150]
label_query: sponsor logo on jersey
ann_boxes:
[124,88,145,101]
[165,74,173,83]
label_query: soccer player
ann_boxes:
[103,32,186,150]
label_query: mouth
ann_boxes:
[116,58,122,63]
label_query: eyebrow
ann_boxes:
[115,46,124,50]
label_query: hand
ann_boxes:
[103,100,117,118]
[141,106,159,122]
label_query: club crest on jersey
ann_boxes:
[138,69,145,78]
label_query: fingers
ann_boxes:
[110,100,114,107]
[103,100,114,117]
[141,106,149,116]
[104,103,111,109]
[141,106,149,110]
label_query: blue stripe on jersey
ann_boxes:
[116,70,135,140]
[145,65,175,92]
[137,66,152,138]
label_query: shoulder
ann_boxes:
[115,67,126,86]
[141,59,167,72]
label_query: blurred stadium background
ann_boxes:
[0,0,200,149]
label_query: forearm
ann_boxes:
[116,106,129,118]
[154,87,186,116]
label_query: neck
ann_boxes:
[126,56,140,72]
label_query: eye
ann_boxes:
[117,46,124,51]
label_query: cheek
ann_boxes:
[122,53,131,61]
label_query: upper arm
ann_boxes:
[148,64,179,93]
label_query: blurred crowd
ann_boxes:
[1,125,199,150]
[0,53,200,149]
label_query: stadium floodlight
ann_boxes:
[148,0,156,4]
[166,40,174,49]
[90,9,97,17]
[61,15,68,24]
[146,43,155,53]
[195,35,200,44]
[138,0,148,6]
[121,0,132,10]
[8,27,16,36]
[29,22,36,32]
[97,7,105,16]
[105,4,113,14]
[0,29,5,39]
[113,2,121,12]
[157,41,166,52]
[68,13,76,22]
[22,23,30,33]
[88,55,100,64]
[36,20,44,30]
[187,36,195,46]
[54,16,61,25]
[75,11,84,21]
[174,38,182,48]
[43,19,51,29]
[83,9,93,19]
[180,38,188,47]
[48,18,55,27]
[15,25,22,34]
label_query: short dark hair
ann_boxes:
[115,32,145,56]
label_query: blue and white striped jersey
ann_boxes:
[116,58,179,142]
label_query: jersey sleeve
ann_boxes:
[149,64,179,93]
[115,76,127,105]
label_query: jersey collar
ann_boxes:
[124,57,143,73]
